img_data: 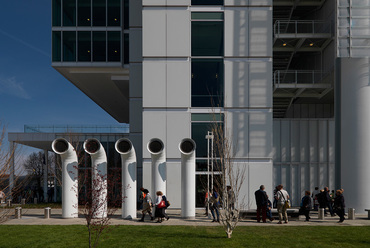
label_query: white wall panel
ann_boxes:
[319,121,328,162]
[166,111,191,158]
[319,163,328,189]
[143,60,166,107]
[309,120,318,162]
[224,60,249,108]
[225,8,249,57]
[142,111,167,158]
[280,120,290,162]
[273,120,280,161]
[166,161,181,208]
[249,61,272,107]
[249,111,272,158]
[328,120,335,163]
[291,165,299,206]
[248,8,272,57]
[167,59,190,107]
[167,8,190,57]
[225,0,272,5]
[248,162,273,208]
[227,110,249,158]
[143,9,166,57]
[300,120,309,162]
[291,121,300,162]
[143,0,166,5]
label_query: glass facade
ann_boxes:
[108,31,121,62]
[78,0,91,26]
[63,0,76,26]
[52,31,61,62]
[192,21,224,56]
[63,31,76,61]
[93,31,106,61]
[108,0,121,26]
[93,0,106,26]
[192,0,224,5]
[52,0,61,26]
[78,31,91,61]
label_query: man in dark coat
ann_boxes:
[324,187,334,216]
[255,185,268,223]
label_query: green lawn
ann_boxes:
[0,225,369,248]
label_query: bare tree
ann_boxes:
[210,113,246,239]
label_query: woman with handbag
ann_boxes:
[155,191,166,223]
[274,184,290,224]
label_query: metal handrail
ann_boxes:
[24,124,130,134]
[274,20,332,35]
[273,70,325,85]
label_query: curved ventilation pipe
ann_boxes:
[84,138,107,218]
[115,138,137,219]
[51,138,78,218]
[179,138,196,219]
[147,138,166,195]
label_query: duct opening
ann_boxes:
[53,139,69,153]
[117,139,132,153]
[85,139,100,154]
[148,139,163,154]
[180,139,195,154]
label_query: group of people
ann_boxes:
[255,184,346,224]
[138,188,170,223]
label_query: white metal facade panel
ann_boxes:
[166,111,191,158]
[249,61,272,107]
[248,7,272,57]
[249,111,272,158]
[224,8,249,57]
[143,60,166,107]
[143,9,166,57]
[224,60,249,108]
[227,110,249,158]
[166,59,191,107]
[167,8,190,57]
[166,161,181,208]
[142,0,166,5]
[225,0,272,6]
[247,162,273,209]
[142,111,167,158]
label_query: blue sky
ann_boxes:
[0,1,119,134]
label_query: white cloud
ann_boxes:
[0,77,31,99]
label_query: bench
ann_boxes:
[239,208,300,220]
[365,209,370,219]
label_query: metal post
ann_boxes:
[318,208,325,220]
[348,208,355,220]
[15,207,22,219]
[44,207,51,219]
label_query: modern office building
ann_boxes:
[48,0,370,212]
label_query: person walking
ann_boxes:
[255,185,268,223]
[154,191,166,223]
[138,189,154,222]
[210,188,220,223]
[312,186,320,211]
[275,184,290,224]
[300,191,312,221]
[334,189,346,223]
[324,187,334,216]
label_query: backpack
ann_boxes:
[162,195,170,208]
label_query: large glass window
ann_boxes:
[63,31,76,61]
[124,0,129,29]
[192,59,224,107]
[63,0,76,26]
[52,0,61,26]
[52,31,61,61]
[108,0,120,26]
[192,21,224,56]
[78,31,91,61]
[124,33,129,64]
[93,31,106,61]
[108,31,120,62]
[192,0,223,5]
[93,0,106,26]
[78,0,91,26]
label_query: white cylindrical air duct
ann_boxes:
[115,138,137,219]
[84,138,107,218]
[147,138,166,195]
[51,138,78,218]
[179,138,196,219]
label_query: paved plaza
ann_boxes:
[2,208,370,226]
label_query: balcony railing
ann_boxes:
[273,70,325,85]
[274,20,332,35]
[24,124,129,134]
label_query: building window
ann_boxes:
[192,21,224,56]
[78,0,91,26]
[63,0,76,26]
[78,31,91,61]
[108,0,120,26]
[52,0,61,26]
[108,31,120,62]
[192,59,224,107]
[63,31,76,61]
[93,31,106,61]
[124,0,129,29]
[124,33,129,64]
[93,0,106,26]
[52,31,61,61]
[192,0,224,5]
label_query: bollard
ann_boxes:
[7,199,11,207]
[21,198,26,205]
[44,207,51,219]
[34,198,38,204]
[348,208,355,220]
[318,208,325,220]
[15,207,22,219]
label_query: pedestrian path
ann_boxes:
[2,208,370,226]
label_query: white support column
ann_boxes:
[43,150,48,203]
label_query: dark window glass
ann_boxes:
[108,0,120,26]
[93,31,106,61]
[192,59,224,107]
[192,21,223,56]
[192,0,223,5]
[93,0,106,26]
[108,31,120,62]
[78,0,91,26]
[52,0,61,26]
[52,31,61,61]
[192,122,212,158]
[124,0,129,29]
[78,31,91,61]
[63,0,76,26]
[63,31,76,61]
[191,12,223,20]
[124,33,129,64]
